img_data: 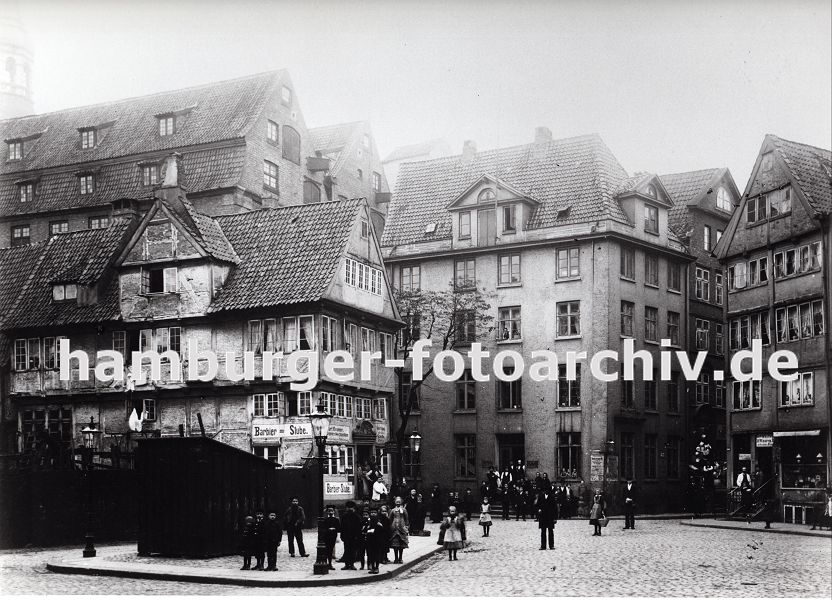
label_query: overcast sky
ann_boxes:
[12,0,832,189]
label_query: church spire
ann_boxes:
[0,1,34,119]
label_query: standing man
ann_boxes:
[340,501,361,570]
[537,487,559,549]
[736,466,754,522]
[283,496,309,557]
[323,505,341,570]
[252,509,266,570]
[264,510,283,571]
[622,478,638,529]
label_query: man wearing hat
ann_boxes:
[323,505,341,570]
[621,478,638,529]
[340,501,362,570]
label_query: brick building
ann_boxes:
[0,187,401,496]
[380,129,695,512]
[715,134,831,522]
[661,168,741,481]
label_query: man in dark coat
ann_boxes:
[323,505,341,570]
[264,510,283,571]
[429,484,443,523]
[283,496,309,557]
[463,488,474,520]
[622,478,638,529]
[340,501,362,570]
[537,488,559,549]
[239,515,255,570]
[252,509,266,570]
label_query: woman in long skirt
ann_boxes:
[589,491,606,536]
[441,505,466,561]
[389,496,410,563]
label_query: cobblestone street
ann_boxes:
[1,519,830,596]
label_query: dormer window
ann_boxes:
[8,140,23,160]
[158,115,175,136]
[18,182,34,203]
[644,204,659,234]
[281,85,292,107]
[716,187,732,211]
[459,211,471,239]
[80,128,96,149]
[79,174,94,195]
[478,188,496,203]
[142,164,159,186]
[503,205,516,233]
[52,283,78,302]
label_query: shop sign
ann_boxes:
[738,453,752,461]
[375,421,388,444]
[756,435,773,448]
[327,424,352,444]
[324,478,354,498]
[251,420,312,442]
[590,453,604,482]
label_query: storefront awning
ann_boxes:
[773,430,821,437]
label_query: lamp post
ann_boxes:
[602,439,615,495]
[308,403,332,576]
[409,430,422,482]
[81,417,100,558]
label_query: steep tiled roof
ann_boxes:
[768,135,832,214]
[309,122,361,154]
[383,139,447,163]
[209,199,362,312]
[0,145,248,217]
[5,218,135,329]
[660,169,722,237]
[380,134,630,247]
[1,71,281,173]
[0,242,44,325]
[660,169,721,206]
[178,197,239,264]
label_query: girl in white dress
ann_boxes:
[479,496,493,537]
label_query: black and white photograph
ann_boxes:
[0,0,830,597]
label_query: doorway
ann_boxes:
[497,433,525,471]
[478,209,496,246]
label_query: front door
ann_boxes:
[498,433,525,471]
[478,209,496,246]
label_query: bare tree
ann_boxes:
[390,282,494,486]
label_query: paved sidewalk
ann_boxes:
[46,525,443,587]
[679,517,832,538]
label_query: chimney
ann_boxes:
[535,126,553,144]
[162,152,182,187]
[462,140,477,163]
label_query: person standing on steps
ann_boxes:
[622,478,638,529]
[537,487,559,549]
[736,467,754,522]
[283,496,309,557]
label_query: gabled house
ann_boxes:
[660,167,741,486]
[309,121,391,233]
[0,70,325,247]
[1,187,401,496]
[714,134,831,522]
[380,128,695,512]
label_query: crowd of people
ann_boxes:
[238,462,640,573]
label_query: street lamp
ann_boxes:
[80,417,100,558]
[409,430,422,481]
[308,402,332,576]
[602,439,615,495]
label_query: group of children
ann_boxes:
[240,498,411,575]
